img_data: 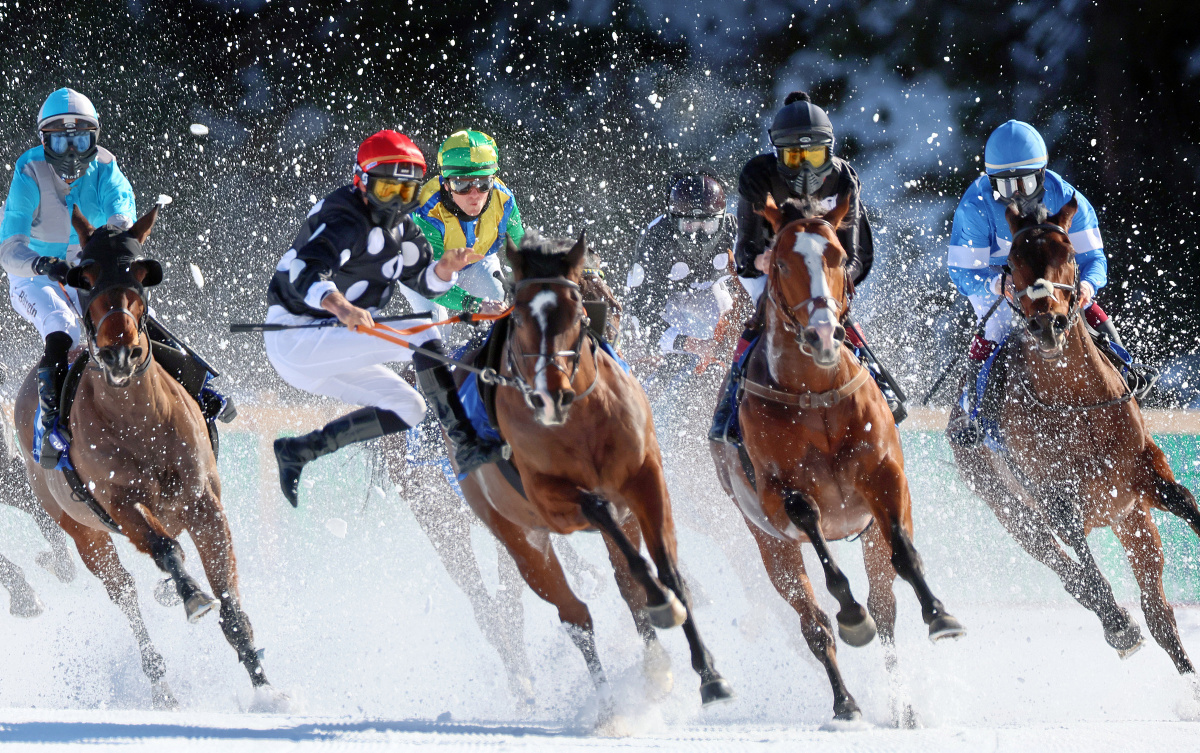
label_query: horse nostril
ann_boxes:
[530,394,545,409]
[833,325,846,342]
[131,347,143,362]
[559,391,575,407]
[1054,314,1069,332]
[1028,319,1043,334]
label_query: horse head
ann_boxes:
[580,247,623,344]
[67,205,163,387]
[760,193,851,369]
[1004,197,1079,361]
[506,229,590,426]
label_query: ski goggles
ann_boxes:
[677,216,722,235]
[776,145,829,170]
[365,175,420,204]
[445,175,495,195]
[991,172,1040,199]
[42,128,96,155]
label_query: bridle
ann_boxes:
[1004,222,1083,339]
[79,284,153,379]
[766,217,850,357]
[505,276,600,408]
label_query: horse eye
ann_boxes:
[778,260,790,276]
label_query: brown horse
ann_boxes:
[711,196,963,725]
[949,197,1200,682]
[451,231,733,717]
[13,207,279,709]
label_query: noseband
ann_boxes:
[766,218,850,356]
[82,288,153,378]
[506,276,599,408]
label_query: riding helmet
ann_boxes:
[984,120,1048,199]
[668,172,726,218]
[437,130,500,177]
[37,88,100,182]
[354,130,427,227]
[769,92,836,196]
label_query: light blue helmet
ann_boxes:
[984,120,1048,176]
[37,88,100,131]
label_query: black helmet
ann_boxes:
[769,91,836,195]
[668,171,726,218]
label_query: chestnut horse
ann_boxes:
[452,231,733,715]
[14,208,278,708]
[711,196,963,725]
[949,197,1200,681]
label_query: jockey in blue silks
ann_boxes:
[946,119,1128,445]
[0,88,233,468]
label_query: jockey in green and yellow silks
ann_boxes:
[409,130,524,315]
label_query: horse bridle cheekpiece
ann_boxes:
[768,217,849,356]
[1005,222,1081,338]
[506,276,600,407]
[65,227,163,362]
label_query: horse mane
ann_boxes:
[514,229,584,279]
[778,196,826,224]
[1008,196,1049,224]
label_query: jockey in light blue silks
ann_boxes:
[946,119,1129,445]
[0,88,233,469]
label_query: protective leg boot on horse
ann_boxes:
[274,406,408,507]
[35,332,73,470]
[413,343,508,475]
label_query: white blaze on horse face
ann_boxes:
[529,289,558,408]
[792,231,838,351]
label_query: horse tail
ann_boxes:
[1146,445,1200,540]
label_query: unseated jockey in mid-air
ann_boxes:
[708,90,904,447]
[945,119,1132,445]
[0,88,233,469]
[265,130,498,506]
[624,170,739,390]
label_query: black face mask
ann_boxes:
[41,128,99,182]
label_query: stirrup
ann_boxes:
[37,415,68,469]
[200,387,237,423]
[454,438,509,475]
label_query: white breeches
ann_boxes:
[9,275,82,343]
[968,293,1016,343]
[263,306,440,427]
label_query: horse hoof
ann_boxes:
[928,614,966,642]
[248,684,295,713]
[700,677,735,706]
[837,609,877,647]
[1117,636,1146,660]
[821,708,870,731]
[184,592,219,623]
[36,550,75,583]
[154,578,183,607]
[9,588,45,619]
[645,590,687,629]
[1105,618,1144,655]
[152,680,179,711]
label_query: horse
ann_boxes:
[13,207,280,709]
[948,197,1200,683]
[711,195,964,725]
[449,231,733,719]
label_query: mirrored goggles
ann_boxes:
[366,175,419,204]
[992,173,1039,199]
[445,175,494,195]
[678,216,722,235]
[42,129,96,155]
[777,145,829,170]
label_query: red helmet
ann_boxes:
[354,130,426,226]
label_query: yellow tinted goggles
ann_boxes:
[777,145,829,170]
[367,176,419,203]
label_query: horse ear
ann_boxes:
[825,192,852,229]
[507,238,526,279]
[71,205,95,248]
[1004,201,1024,238]
[567,229,587,270]
[1049,196,1079,233]
[132,259,164,287]
[758,194,783,233]
[128,205,159,245]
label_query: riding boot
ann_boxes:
[708,359,743,446]
[275,407,405,507]
[35,366,66,469]
[416,363,508,475]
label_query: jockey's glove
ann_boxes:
[33,256,70,283]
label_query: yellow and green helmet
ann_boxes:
[437,129,499,177]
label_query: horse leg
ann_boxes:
[746,518,859,721]
[184,500,270,688]
[64,519,177,709]
[860,460,963,641]
[608,464,734,706]
[777,487,875,646]
[0,552,44,618]
[1147,444,1200,539]
[112,503,220,624]
[5,464,75,583]
[861,520,916,728]
[1113,500,1194,674]
[1041,487,1143,656]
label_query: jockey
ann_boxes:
[265,130,505,506]
[407,129,524,319]
[947,119,1120,444]
[709,91,902,447]
[0,88,232,470]
[624,170,738,382]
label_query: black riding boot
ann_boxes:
[274,407,407,507]
[35,332,73,469]
[415,361,507,475]
[708,360,742,446]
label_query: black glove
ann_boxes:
[32,256,70,283]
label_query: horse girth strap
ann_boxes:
[741,365,870,409]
